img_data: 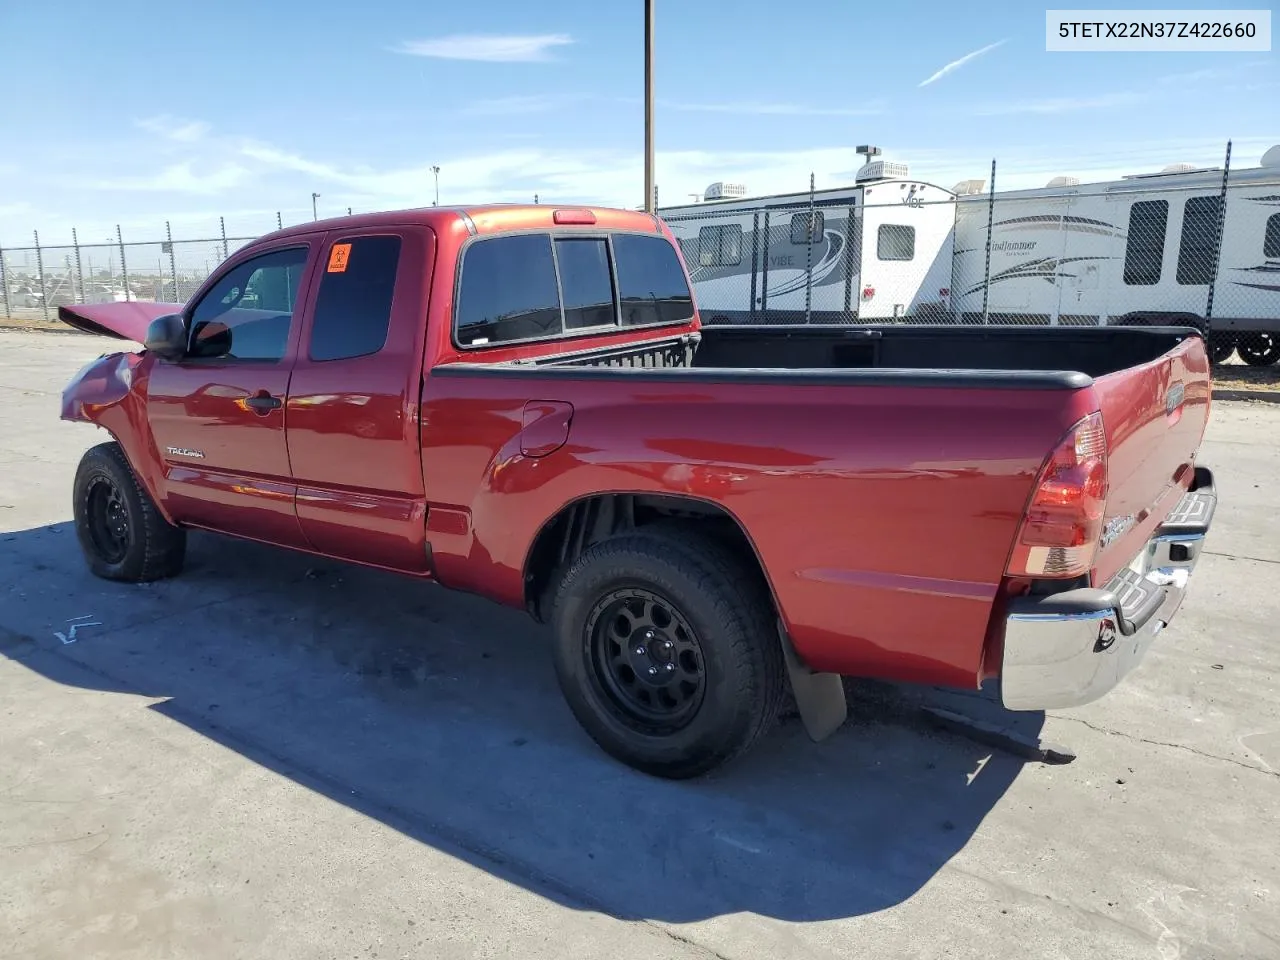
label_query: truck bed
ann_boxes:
[485,324,1201,386]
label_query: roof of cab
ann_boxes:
[256,203,663,245]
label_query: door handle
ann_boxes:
[244,392,282,415]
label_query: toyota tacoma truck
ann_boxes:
[57,203,1218,779]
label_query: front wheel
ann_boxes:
[549,529,786,779]
[73,441,186,582]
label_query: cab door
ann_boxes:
[285,228,434,571]
[147,238,321,548]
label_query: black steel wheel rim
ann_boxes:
[85,476,130,564]
[585,587,706,732]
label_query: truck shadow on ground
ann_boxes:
[2,521,1048,925]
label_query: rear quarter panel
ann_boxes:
[420,371,1095,688]
[1089,332,1212,586]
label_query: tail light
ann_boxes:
[1006,411,1108,578]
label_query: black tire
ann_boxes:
[1238,333,1280,367]
[1208,332,1237,365]
[549,528,786,779]
[73,441,186,582]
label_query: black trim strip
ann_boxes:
[429,361,1093,390]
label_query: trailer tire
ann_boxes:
[73,441,186,582]
[1238,333,1280,367]
[1208,332,1237,365]
[548,527,785,779]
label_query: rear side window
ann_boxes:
[877,224,915,261]
[555,238,615,330]
[1265,213,1280,259]
[612,233,694,327]
[309,235,402,361]
[1123,200,1168,286]
[1176,195,1223,285]
[455,234,561,345]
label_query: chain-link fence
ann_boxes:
[659,153,1280,366]
[0,209,330,326]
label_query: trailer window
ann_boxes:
[877,224,915,261]
[309,235,401,361]
[455,234,562,345]
[555,237,616,330]
[1123,200,1167,286]
[790,210,824,245]
[1265,213,1280,259]
[1176,195,1224,285]
[697,224,742,267]
[612,233,695,327]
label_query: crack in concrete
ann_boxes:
[1204,550,1280,566]
[1049,714,1279,779]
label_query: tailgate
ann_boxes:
[1089,333,1211,586]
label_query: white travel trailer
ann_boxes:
[951,145,1280,365]
[658,161,956,324]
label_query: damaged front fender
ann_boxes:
[61,351,144,424]
[60,349,175,525]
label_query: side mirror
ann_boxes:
[145,313,187,361]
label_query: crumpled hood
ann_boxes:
[58,301,183,343]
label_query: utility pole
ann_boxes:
[643,0,655,213]
[311,192,320,221]
[431,166,440,206]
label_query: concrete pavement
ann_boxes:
[2,328,1277,960]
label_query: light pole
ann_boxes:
[311,192,321,221]
[431,166,440,206]
[644,0,655,213]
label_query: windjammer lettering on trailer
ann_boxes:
[991,241,1038,252]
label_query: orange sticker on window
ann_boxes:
[327,242,352,273]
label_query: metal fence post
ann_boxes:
[116,225,129,301]
[804,171,815,325]
[220,217,228,260]
[0,242,10,319]
[981,159,997,325]
[72,228,85,304]
[166,220,178,301]
[1204,139,1232,327]
[34,231,49,321]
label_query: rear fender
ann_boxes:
[61,351,174,524]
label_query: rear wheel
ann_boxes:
[549,528,785,779]
[73,442,186,582]
[1238,333,1280,367]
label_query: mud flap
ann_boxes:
[777,619,847,742]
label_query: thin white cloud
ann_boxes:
[918,39,1007,87]
[135,115,211,142]
[971,91,1147,116]
[392,33,572,62]
[664,100,885,117]
[90,162,250,194]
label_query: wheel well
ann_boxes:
[523,493,773,623]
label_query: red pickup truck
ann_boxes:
[58,203,1217,778]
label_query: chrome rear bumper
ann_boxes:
[1000,466,1217,711]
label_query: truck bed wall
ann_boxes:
[687,325,1197,377]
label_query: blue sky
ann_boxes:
[0,0,1276,245]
